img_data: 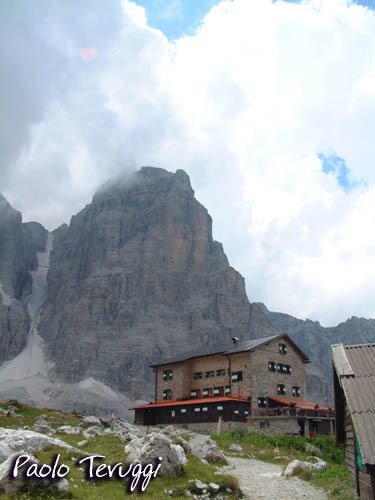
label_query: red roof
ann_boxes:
[267,395,330,411]
[132,396,250,410]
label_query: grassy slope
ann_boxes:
[0,400,238,500]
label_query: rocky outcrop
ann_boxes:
[0,195,47,364]
[38,167,274,399]
[125,433,187,476]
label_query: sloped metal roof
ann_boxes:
[151,333,309,367]
[267,395,330,411]
[332,342,375,465]
[131,396,249,410]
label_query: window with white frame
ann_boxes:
[231,371,243,382]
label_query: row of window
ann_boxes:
[277,384,301,397]
[257,385,301,407]
[165,343,288,382]
[268,362,292,374]
[170,407,249,416]
[190,386,231,398]
[165,385,301,402]
[193,368,227,379]
[192,370,243,382]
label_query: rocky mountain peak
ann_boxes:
[37,167,274,399]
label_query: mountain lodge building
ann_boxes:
[133,333,334,435]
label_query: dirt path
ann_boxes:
[218,456,328,500]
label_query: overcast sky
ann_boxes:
[1,0,375,326]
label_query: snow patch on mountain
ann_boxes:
[0,282,12,306]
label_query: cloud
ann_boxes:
[1,0,375,325]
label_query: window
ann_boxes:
[292,386,301,397]
[217,405,223,411]
[216,369,226,376]
[279,343,287,354]
[224,385,231,394]
[286,365,291,374]
[202,407,208,412]
[231,371,243,382]
[190,389,198,398]
[194,407,201,412]
[257,397,266,408]
[205,370,215,378]
[234,410,239,414]
[277,384,286,395]
[193,372,202,380]
[202,388,210,397]
[180,408,187,413]
[277,363,283,373]
[163,369,173,381]
[171,410,175,417]
[163,389,172,400]
[213,386,223,396]
[268,361,276,372]
[244,410,249,415]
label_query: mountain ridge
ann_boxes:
[0,166,374,409]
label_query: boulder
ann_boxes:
[228,444,243,452]
[305,443,321,455]
[82,415,101,427]
[0,443,13,464]
[82,426,102,439]
[0,452,69,495]
[33,416,55,435]
[189,436,228,464]
[283,457,327,477]
[125,433,187,477]
[0,428,77,455]
[57,425,82,435]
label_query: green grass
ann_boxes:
[0,400,239,500]
[213,430,355,499]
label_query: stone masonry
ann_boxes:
[155,336,307,405]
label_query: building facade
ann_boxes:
[134,333,333,434]
[154,334,308,407]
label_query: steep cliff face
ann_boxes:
[38,167,274,398]
[0,195,47,364]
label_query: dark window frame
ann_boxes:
[277,383,286,395]
[279,343,288,354]
[231,371,243,382]
[163,369,173,381]
[163,389,172,400]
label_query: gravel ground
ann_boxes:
[218,456,328,500]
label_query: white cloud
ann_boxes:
[1,0,375,325]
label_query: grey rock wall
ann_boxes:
[0,195,47,364]
[38,168,274,399]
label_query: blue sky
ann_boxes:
[137,0,375,39]
[135,0,219,39]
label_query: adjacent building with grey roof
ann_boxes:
[332,342,375,499]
